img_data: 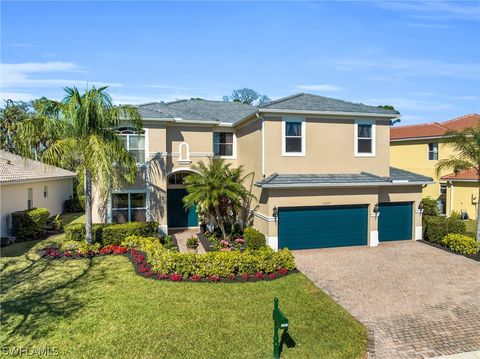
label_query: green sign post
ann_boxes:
[272,297,289,359]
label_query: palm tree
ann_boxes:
[183,158,255,239]
[435,126,480,241]
[18,86,143,243]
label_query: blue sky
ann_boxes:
[1,1,479,124]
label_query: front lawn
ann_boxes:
[1,235,366,358]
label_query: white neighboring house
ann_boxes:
[0,150,77,237]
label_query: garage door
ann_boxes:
[378,202,412,242]
[278,205,368,250]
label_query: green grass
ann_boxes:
[60,212,86,225]
[1,236,366,359]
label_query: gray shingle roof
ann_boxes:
[138,99,257,123]
[262,93,399,115]
[0,151,76,183]
[256,167,432,188]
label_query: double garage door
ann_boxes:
[278,202,412,250]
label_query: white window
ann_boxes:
[117,128,145,163]
[282,117,305,156]
[355,120,375,156]
[112,192,147,223]
[428,143,438,160]
[27,188,33,209]
[440,184,447,195]
[43,185,48,198]
[213,132,234,157]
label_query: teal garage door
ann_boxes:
[167,189,198,228]
[278,205,368,250]
[378,202,412,242]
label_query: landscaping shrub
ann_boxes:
[64,197,84,212]
[441,234,479,255]
[243,227,266,250]
[11,208,50,240]
[64,223,106,243]
[102,222,158,245]
[60,240,101,254]
[420,198,439,217]
[424,216,466,243]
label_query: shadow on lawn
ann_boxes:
[1,254,106,340]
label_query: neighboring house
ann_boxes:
[93,93,432,250]
[0,150,76,237]
[390,114,480,219]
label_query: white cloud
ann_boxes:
[0,91,38,102]
[295,84,343,92]
[0,61,122,89]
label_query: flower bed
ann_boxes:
[42,244,128,259]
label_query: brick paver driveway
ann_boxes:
[294,241,480,358]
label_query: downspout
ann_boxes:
[256,112,265,178]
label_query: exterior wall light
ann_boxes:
[272,207,278,223]
[418,202,424,215]
[373,203,379,217]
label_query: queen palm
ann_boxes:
[18,86,143,243]
[183,158,254,239]
[435,126,480,241]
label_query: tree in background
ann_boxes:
[0,100,34,154]
[16,86,143,243]
[435,126,480,241]
[223,88,270,106]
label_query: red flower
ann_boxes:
[253,272,265,280]
[170,273,182,282]
[241,273,250,281]
[208,275,221,282]
[190,274,202,282]
[157,273,169,280]
[64,251,72,257]
[277,268,289,275]
[268,273,276,279]
[227,274,235,281]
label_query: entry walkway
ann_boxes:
[170,228,206,253]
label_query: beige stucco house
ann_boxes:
[0,150,76,237]
[93,93,433,250]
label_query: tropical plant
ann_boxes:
[183,158,255,239]
[16,86,143,243]
[435,126,480,241]
[0,100,33,154]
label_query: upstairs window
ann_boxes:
[213,132,234,157]
[355,121,375,156]
[117,128,145,163]
[283,117,305,156]
[428,143,438,160]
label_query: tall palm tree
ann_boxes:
[18,86,143,243]
[435,126,480,241]
[183,158,255,238]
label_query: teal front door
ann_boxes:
[278,205,368,250]
[378,202,413,241]
[167,188,198,228]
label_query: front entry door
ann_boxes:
[167,188,198,228]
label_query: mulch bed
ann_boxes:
[419,240,480,262]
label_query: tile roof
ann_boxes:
[391,114,480,140]
[0,150,76,184]
[440,168,478,181]
[262,93,399,115]
[138,99,257,123]
[255,167,432,188]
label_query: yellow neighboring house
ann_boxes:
[390,114,480,219]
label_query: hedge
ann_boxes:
[441,234,479,255]
[64,221,159,245]
[424,216,466,243]
[420,198,439,217]
[11,208,50,240]
[64,197,84,212]
[243,227,266,250]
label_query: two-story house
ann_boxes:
[391,114,479,219]
[92,93,433,250]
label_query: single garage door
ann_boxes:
[278,205,368,250]
[378,202,413,242]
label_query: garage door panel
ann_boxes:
[378,202,412,242]
[279,205,368,250]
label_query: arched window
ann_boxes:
[168,171,192,186]
[117,127,145,163]
[178,142,190,163]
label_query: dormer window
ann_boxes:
[355,120,376,157]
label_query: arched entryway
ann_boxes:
[166,171,198,229]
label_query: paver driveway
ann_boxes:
[294,241,480,359]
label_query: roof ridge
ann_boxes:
[262,93,305,107]
[442,113,480,125]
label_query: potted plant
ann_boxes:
[186,236,199,253]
